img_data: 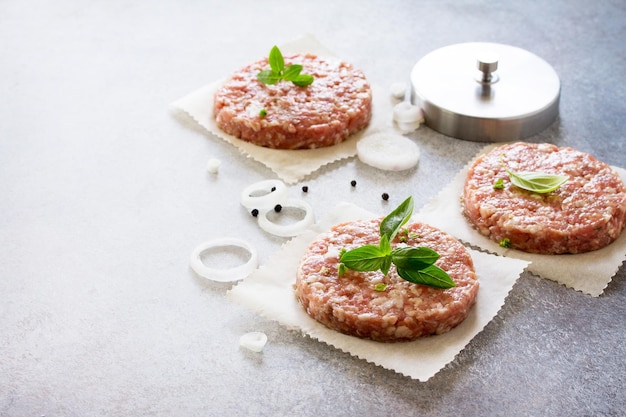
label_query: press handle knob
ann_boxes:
[477,54,499,83]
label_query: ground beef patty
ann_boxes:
[213,53,372,150]
[295,218,479,342]
[463,142,626,254]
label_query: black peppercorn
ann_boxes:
[302,185,309,192]
[251,209,259,217]
[274,204,282,212]
[382,193,389,201]
[350,180,357,187]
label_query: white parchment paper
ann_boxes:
[227,202,529,381]
[171,34,393,184]
[418,144,626,297]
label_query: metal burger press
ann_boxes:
[411,42,560,142]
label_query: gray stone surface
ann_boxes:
[0,0,624,416]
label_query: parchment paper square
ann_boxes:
[171,34,393,184]
[418,144,626,296]
[227,202,529,381]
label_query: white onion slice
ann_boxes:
[189,238,258,282]
[240,179,288,210]
[357,132,421,171]
[239,331,268,352]
[393,101,424,124]
[257,198,314,237]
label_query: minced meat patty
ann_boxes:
[213,53,372,150]
[463,142,626,254]
[295,218,479,342]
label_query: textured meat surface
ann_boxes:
[295,218,479,342]
[463,142,626,254]
[213,53,372,150]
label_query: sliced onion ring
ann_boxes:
[257,198,314,237]
[241,179,288,210]
[189,238,258,282]
[239,331,268,352]
[357,131,420,171]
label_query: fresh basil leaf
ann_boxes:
[291,74,314,87]
[282,64,303,81]
[391,247,439,269]
[396,264,456,289]
[507,170,568,194]
[380,255,393,276]
[339,245,389,272]
[380,196,414,242]
[379,235,392,274]
[268,45,284,73]
[379,234,391,254]
[256,70,281,85]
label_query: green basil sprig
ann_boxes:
[257,46,314,87]
[338,196,456,289]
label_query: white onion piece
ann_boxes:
[393,101,424,124]
[257,198,314,237]
[206,158,221,173]
[189,238,258,282]
[357,132,420,171]
[390,82,407,100]
[396,121,422,134]
[240,331,268,352]
[245,100,264,118]
[240,179,288,210]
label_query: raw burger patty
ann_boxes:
[213,53,372,150]
[463,142,626,254]
[295,218,479,342]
